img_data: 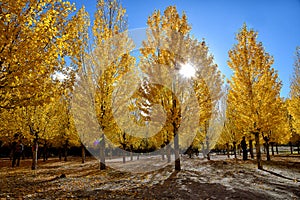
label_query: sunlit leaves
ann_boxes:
[91,0,136,150]
[0,0,79,109]
[288,47,300,139]
[227,24,283,141]
[135,6,223,152]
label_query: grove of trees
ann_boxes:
[0,0,299,171]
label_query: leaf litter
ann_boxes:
[0,154,299,199]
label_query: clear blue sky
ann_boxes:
[71,0,300,97]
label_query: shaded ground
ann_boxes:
[0,154,299,199]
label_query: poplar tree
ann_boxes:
[0,0,79,109]
[69,6,91,164]
[227,24,282,169]
[0,0,86,169]
[218,85,244,159]
[288,47,300,152]
[289,47,300,135]
[92,0,135,170]
[138,6,223,170]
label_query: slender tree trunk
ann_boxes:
[167,144,171,163]
[64,140,68,162]
[43,143,47,162]
[276,143,279,154]
[110,147,113,160]
[263,136,271,161]
[31,139,38,170]
[298,142,300,154]
[64,149,67,161]
[207,152,210,160]
[233,141,237,159]
[58,147,62,161]
[137,154,139,160]
[81,143,85,164]
[289,141,293,154]
[99,134,106,170]
[161,147,165,160]
[172,72,180,171]
[249,140,254,159]
[122,150,126,164]
[188,148,192,158]
[266,141,270,161]
[202,143,206,158]
[271,142,275,156]
[9,145,12,161]
[130,151,133,161]
[22,146,25,160]
[174,131,180,171]
[206,138,210,161]
[254,132,263,170]
[226,143,230,158]
[161,153,165,160]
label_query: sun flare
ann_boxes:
[179,63,196,78]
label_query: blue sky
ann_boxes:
[71,0,300,97]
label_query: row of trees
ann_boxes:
[0,0,85,169]
[219,25,289,169]
[0,0,299,171]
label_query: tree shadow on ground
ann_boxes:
[61,169,273,200]
[261,169,300,181]
[263,159,300,170]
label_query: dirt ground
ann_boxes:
[0,154,299,199]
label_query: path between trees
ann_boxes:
[0,155,299,199]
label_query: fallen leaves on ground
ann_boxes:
[0,154,299,199]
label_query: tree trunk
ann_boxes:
[207,151,210,160]
[81,143,85,164]
[22,146,25,160]
[276,143,279,154]
[202,143,206,158]
[9,143,13,161]
[167,144,171,163]
[58,148,62,161]
[43,143,47,162]
[99,134,106,170]
[266,141,270,161]
[174,133,180,171]
[271,142,275,156]
[263,137,271,161]
[233,141,237,159]
[289,141,293,154]
[130,151,133,161]
[226,143,230,158]
[249,140,254,159]
[31,140,38,170]
[137,154,139,160]
[110,147,113,160]
[188,148,192,158]
[161,147,165,160]
[64,140,68,162]
[298,142,300,154]
[122,150,126,163]
[254,132,263,170]
[206,138,210,161]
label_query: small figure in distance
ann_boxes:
[241,136,248,161]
